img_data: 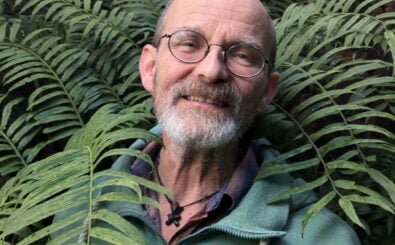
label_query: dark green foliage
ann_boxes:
[0,0,394,244]
[259,0,395,243]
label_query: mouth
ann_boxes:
[182,95,228,108]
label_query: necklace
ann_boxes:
[155,169,218,227]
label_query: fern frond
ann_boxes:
[0,104,166,244]
[0,98,32,175]
[15,0,155,101]
[0,23,86,147]
[258,0,395,233]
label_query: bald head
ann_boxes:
[153,0,277,67]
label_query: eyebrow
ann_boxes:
[172,26,265,51]
[237,39,264,51]
[175,26,205,34]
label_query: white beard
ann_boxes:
[153,78,256,149]
[158,102,239,148]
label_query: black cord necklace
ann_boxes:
[155,169,218,227]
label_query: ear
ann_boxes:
[139,44,157,93]
[258,71,280,111]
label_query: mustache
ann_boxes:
[169,79,242,108]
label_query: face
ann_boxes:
[139,0,279,149]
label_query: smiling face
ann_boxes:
[139,0,279,149]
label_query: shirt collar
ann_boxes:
[206,147,259,212]
[130,141,259,213]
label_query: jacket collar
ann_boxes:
[108,125,292,238]
[108,175,291,240]
[212,176,290,234]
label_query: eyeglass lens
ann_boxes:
[167,30,266,77]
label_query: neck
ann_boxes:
[157,132,239,204]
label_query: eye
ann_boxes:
[233,52,250,62]
[228,46,262,67]
[171,32,205,53]
[177,39,200,50]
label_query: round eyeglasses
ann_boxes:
[157,30,270,78]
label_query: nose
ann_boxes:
[194,45,230,82]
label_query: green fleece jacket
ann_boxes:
[53,126,360,244]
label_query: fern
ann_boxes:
[0,0,156,172]
[0,98,33,175]
[0,0,394,244]
[0,104,168,244]
[256,0,395,236]
[0,23,87,172]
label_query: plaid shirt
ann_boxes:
[130,141,259,244]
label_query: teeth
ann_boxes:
[187,96,224,107]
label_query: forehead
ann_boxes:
[163,0,272,49]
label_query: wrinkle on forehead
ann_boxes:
[163,0,274,55]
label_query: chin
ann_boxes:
[159,112,244,149]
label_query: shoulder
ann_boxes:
[250,139,360,244]
[282,204,361,245]
[266,177,360,244]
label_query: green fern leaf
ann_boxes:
[335,180,395,213]
[301,191,336,235]
[89,227,143,245]
[367,168,395,205]
[17,211,87,245]
[268,176,329,204]
[384,30,395,76]
[257,159,320,180]
[339,196,368,231]
[91,209,144,241]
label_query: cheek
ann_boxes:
[155,50,194,81]
[152,65,188,104]
[153,61,207,108]
[238,81,265,108]
[152,64,172,94]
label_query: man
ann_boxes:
[55,0,360,244]
[139,0,278,240]
[134,0,360,244]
